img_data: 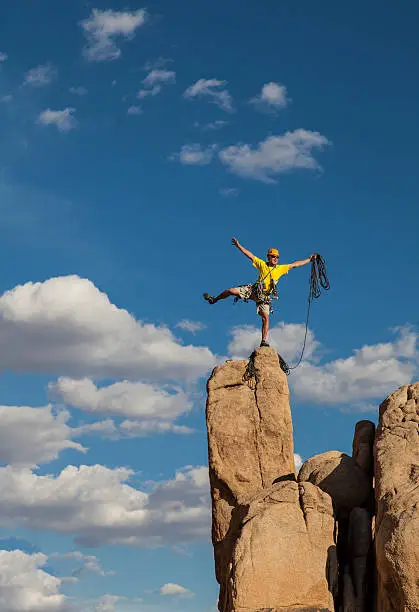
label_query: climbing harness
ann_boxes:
[243,254,330,377]
[235,265,279,313]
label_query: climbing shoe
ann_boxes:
[203,293,216,305]
[260,341,270,347]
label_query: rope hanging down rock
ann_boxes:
[281,253,330,374]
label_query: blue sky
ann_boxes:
[0,1,418,610]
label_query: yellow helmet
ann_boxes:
[267,248,279,257]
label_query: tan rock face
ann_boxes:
[206,348,295,586]
[298,451,371,515]
[206,348,339,611]
[346,507,373,612]
[352,420,375,479]
[226,481,337,612]
[374,383,419,612]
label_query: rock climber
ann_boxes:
[203,237,315,347]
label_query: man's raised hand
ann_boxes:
[232,237,239,247]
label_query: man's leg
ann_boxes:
[260,309,270,346]
[204,288,241,304]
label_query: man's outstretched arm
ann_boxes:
[289,254,315,269]
[231,237,255,261]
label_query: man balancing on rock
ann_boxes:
[204,238,315,347]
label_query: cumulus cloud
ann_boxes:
[127,105,142,115]
[176,320,206,334]
[159,583,194,598]
[229,323,417,406]
[228,322,319,362]
[38,108,77,132]
[50,551,113,579]
[69,86,88,96]
[196,120,228,131]
[81,9,147,62]
[219,187,239,197]
[291,326,418,406]
[294,453,303,471]
[23,63,57,86]
[0,275,216,381]
[0,405,84,468]
[0,53,8,63]
[219,130,329,182]
[94,595,120,612]
[0,550,70,611]
[136,69,175,99]
[143,69,176,88]
[184,78,233,112]
[0,464,210,547]
[172,144,216,165]
[250,82,290,112]
[118,420,194,436]
[92,594,142,611]
[136,85,161,99]
[49,378,192,420]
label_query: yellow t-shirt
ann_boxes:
[252,257,290,293]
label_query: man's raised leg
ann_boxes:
[204,288,241,304]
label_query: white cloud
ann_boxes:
[94,595,120,612]
[119,420,194,436]
[0,275,216,381]
[172,144,216,165]
[81,9,147,62]
[49,378,191,420]
[38,108,77,132]
[176,320,206,333]
[250,81,289,111]
[92,594,142,612]
[159,583,194,598]
[294,453,303,471]
[184,78,234,112]
[0,464,210,547]
[228,322,319,362]
[219,187,239,197]
[291,326,417,405]
[69,86,88,96]
[0,53,8,63]
[0,550,70,611]
[1,95,12,103]
[137,85,161,99]
[219,130,329,182]
[0,404,84,467]
[127,105,142,115]
[198,120,228,131]
[50,551,113,578]
[142,69,176,88]
[229,323,417,406]
[23,63,57,86]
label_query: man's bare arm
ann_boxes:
[289,254,315,270]
[231,237,255,261]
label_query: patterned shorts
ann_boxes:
[235,284,270,316]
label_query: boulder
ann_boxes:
[206,347,295,587]
[225,481,338,612]
[298,451,371,515]
[352,420,375,479]
[346,507,373,612]
[374,382,419,612]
